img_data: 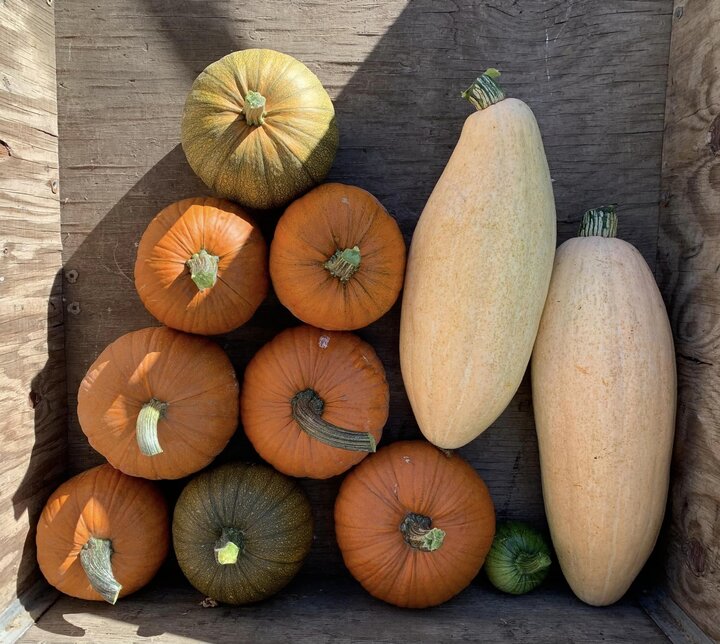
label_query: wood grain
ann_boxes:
[55,0,672,580]
[657,1,720,639]
[0,0,66,621]
[24,577,668,643]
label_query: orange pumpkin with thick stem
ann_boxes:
[335,441,496,608]
[36,464,169,604]
[269,183,406,330]
[134,197,268,336]
[240,325,389,478]
[78,326,239,480]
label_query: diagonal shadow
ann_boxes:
[31,0,673,638]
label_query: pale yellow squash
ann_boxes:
[400,70,556,449]
[531,207,676,606]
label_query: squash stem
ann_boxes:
[514,551,552,576]
[400,513,445,552]
[214,527,244,565]
[461,68,506,110]
[324,246,361,283]
[136,398,168,456]
[243,91,267,126]
[186,249,220,291]
[79,537,122,605]
[291,388,376,453]
[579,205,618,238]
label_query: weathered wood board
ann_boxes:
[24,577,669,643]
[0,0,65,627]
[55,0,673,580]
[657,0,720,639]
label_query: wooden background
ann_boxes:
[657,0,720,638]
[54,0,674,582]
[0,0,65,628]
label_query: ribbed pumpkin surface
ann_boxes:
[37,464,169,601]
[241,325,389,478]
[335,441,496,608]
[181,49,338,210]
[173,462,313,605]
[134,197,268,335]
[270,183,406,330]
[78,327,239,479]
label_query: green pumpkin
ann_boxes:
[172,462,313,604]
[181,48,339,210]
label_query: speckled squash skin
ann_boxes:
[173,462,313,605]
[400,95,556,449]
[181,49,338,210]
[531,233,676,606]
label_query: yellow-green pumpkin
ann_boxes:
[181,49,339,210]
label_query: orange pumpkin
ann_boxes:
[78,326,239,480]
[269,183,406,330]
[134,197,268,336]
[240,325,389,478]
[335,441,496,608]
[36,464,169,604]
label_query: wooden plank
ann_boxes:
[0,0,66,622]
[0,580,57,644]
[656,1,720,640]
[640,589,715,644]
[55,0,673,580]
[23,577,668,643]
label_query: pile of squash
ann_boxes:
[37,50,675,611]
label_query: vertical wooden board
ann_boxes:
[657,1,720,639]
[56,0,672,578]
[0,0,66,621]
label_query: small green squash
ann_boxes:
[172,462,313,605]
[181,48,339,210]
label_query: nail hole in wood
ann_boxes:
[674,6,684,18]
[68,302,81,315]
[66,269,79,283]
[50,179,59,194]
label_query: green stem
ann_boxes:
[461,68,506,110]
[214,527,244,565]
[579,205,618,238]
[79,537,122,605]
[514,551,552,576]
[186,249,219,291]
[324,246,361,283]
[243,91,267,126]
[136,398,168,456]
[291,389,376,453]
[400,513,445,552]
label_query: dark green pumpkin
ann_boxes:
[181,48,339,210]
[172,462,313,605]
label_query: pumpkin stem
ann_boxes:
[579,205,618,238]
[186,249,220,291]
[514,551,552,576]
[324,246,361,283]
[79,537,122,605]
[243,91,267,126]
[136,398,168,456]
[291,388,376,453]
[214,527,244,565]
[461,68,506,110]
[400,513,445,552]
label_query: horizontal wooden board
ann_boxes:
[24,577,668,643]
[656,0,720,640]
[55,0,673,581]
[0,0,66,622]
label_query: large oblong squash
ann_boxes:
[400,70,556,449]
[531,207,676,606]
